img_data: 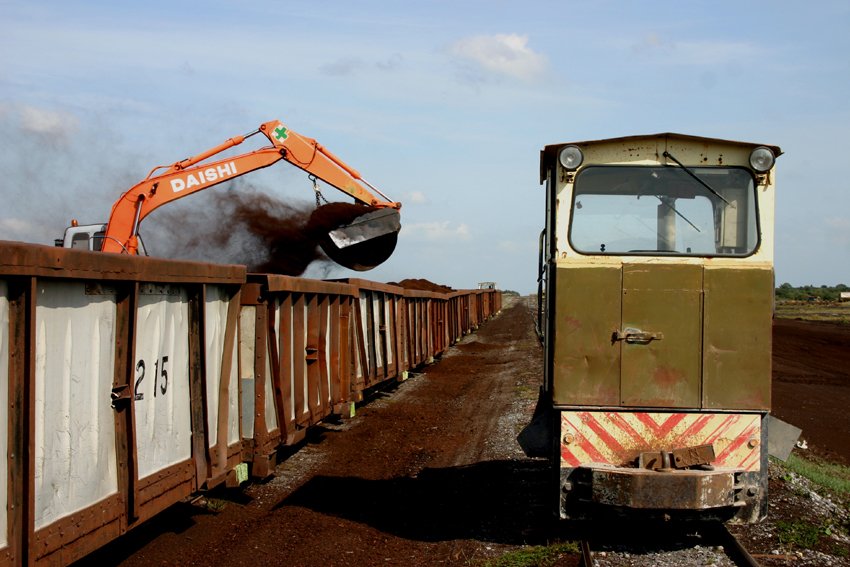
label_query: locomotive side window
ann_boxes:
[569,166,758,256]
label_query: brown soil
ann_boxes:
[390,278,456,293]
[74,302,850,567]
[154,186,396,274]
[771,318,850,467]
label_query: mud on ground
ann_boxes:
[771,318,850,467]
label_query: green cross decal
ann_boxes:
[273,125,289,142]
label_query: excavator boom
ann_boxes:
[98,120,401,270]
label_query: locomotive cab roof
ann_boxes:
[540,133,782,184]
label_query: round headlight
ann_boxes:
[559,145,584,170]
[749,146,775,173]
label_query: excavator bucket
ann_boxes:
[309,203,401,271]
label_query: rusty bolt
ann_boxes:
[562,433,575,445]
[748,438,760,449]
[747,487,758,497]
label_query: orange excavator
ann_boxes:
[57,119,402,271]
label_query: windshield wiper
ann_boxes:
[663,150,732,206]
[657,195,700,232]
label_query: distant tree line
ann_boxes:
[775,283,849,302]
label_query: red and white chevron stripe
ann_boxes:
[560,411,762,471]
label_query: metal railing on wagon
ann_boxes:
[339,279,410,394]
[236,278,499,478]
[238,274,358,477]
[446,288,502,342]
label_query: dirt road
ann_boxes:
[75,299,850,566]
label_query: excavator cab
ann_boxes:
[57,221,148,254]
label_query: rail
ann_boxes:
[578,521,762,567]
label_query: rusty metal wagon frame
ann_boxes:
[0,241,501,566]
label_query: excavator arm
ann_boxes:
[101,119,401,269]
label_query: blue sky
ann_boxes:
[1,1,848,293]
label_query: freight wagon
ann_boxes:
[0,241,500,565]
[530,134,780,523]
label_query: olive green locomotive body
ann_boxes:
[537,134,780,522]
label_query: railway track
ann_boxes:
[578,521,761,567]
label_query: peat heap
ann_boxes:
[391,278,455,293]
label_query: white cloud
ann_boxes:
[826,217,850,245]
[826,217,850,229]
[1,104,80,144]
[0,217,34,237]
[632,34,764,67]
[376,53,403,71]
[320,58,366,76]
[320,53,403,77]
[0,218,32,234]
[409,191,427,204]
[402,220,470,241]
[450,33,546,81]
[20,105,78,135]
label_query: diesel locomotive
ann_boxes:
[532,133,780,523]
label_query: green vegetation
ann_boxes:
[775,519,830,549]
[775,282,848,302]
[774,302,850,324]
[774,283,850,324]
[783,454,850,496]
[478,542,580,567]
[204,498,228,512]
[774,454,850,553]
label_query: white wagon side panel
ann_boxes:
[133,284,191,479]
[33,281,118,530]
[204,286,240,446]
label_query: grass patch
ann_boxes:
[774,301,850,324]
[479,542,580,567]
[783,454,850,496]
[514,383,539,400]
[205,498,228,513]
[775,519,828,549]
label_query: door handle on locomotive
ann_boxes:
[612,327,663,345]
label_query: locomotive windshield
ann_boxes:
[569,166,758,256]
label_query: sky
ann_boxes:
[1,1,848,294]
